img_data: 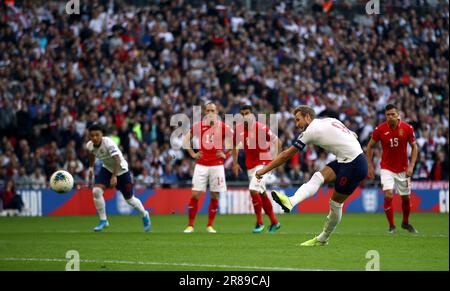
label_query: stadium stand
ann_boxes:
[0,0,448,190]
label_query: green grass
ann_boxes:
[0,213,448,271]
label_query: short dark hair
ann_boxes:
[239,104,252,112]
[385,104,397,111]
[88,123,104,133]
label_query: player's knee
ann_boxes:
[118,183,134,200]
[312,171,325,184]
[122,191,133,200]
[401,195,410,201]
[250,190,259,196]
[93,187,104,199]
[384,191,394,199]
[319,167,335,183]
[192,191,202,199]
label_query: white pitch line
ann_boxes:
[300,232,449,238]
[0,257,332,271]
[3,230,447,238]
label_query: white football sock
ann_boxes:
[126,196,147,217]
[289,172,325,207]
[93,187,107,220]
[317,199,343,243]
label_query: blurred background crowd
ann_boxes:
[0,0,448,193]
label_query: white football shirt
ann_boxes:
[86,137,128,175]
[293,118,363,163]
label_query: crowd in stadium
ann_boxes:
[0,0,448,192]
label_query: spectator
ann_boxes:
[0,180,24,212]
[0,167,7,190]
[430,151,449,181]
[314,151,330,172]
[13,166,31,189]
[67,161,85,186]
[135,167,154,188]
[63,151,84,176]
[29,168,46,189]
[0,0,447,186]
[413,154,431,181]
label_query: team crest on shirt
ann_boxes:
[399,129,404,137]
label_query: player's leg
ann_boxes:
[206,191,219,233]
[248,167,264,232]
[271,165,335,213]
[380,169,396,233]
[116,171,151,232]
[93,184,110,231]
[383,189,396,233]
[400,195,417,233]
[206,166,226,233]
[250,190,264,232]
[185,164,207,233]
[261,192,280,233]
[92,167,110,231]
[395,174,418,233]
[303,191,348,246]
[301,154,368,246]
[185,190,202,233]
[249,166,280,233]
[300,191,347,246]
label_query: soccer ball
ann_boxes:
[50,170,74,194]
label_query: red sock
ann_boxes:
[384,196,395,228]
[207,198,219,227]
[402,197,411,225]
[188,197,199,226]
[261,194,278,225]
[251,194,263,225]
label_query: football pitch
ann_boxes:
[0,213,448,271]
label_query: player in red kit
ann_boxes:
[182,102,233,233]
[366,104,419,234]
[232,105,282,233]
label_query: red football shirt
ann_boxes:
[235,121,277,170]
[190,121,233,166]
[372,120,416,173]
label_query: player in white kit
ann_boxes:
[256,105,368,246]
[86,124,151,232]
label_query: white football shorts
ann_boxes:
[380,169,411,196]
[192,164,227,192]
[247,165,272,194]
